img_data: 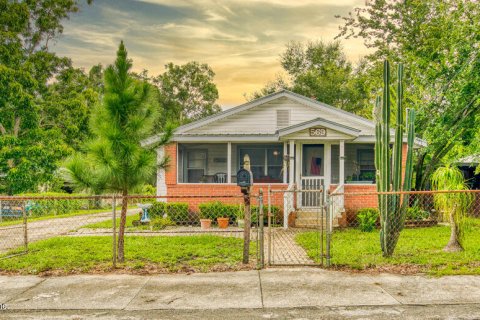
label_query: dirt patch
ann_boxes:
[0,261,258,277]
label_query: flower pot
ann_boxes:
[217,217,229,229]
[200,219,212,230]
[237,219,245,228]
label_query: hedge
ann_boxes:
[149,202,190,224]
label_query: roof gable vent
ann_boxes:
[276,110,290,128]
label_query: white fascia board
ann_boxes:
[278,117,360,137]
[172,134,280,142]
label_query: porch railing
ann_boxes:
[300,176,325,208]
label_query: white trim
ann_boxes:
[227,142,232,184]
[156,146,167,202]
[289,140,295,186]
[339,140,345,186]
[324,143,331,190]
[278,117,360,137]
[173,135,279,142]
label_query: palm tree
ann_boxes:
[431,165,473,252]
[65,41,171,262]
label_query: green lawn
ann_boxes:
[82,214,140,229]
[0,235,255,274]
[296,218,480,276]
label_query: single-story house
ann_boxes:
[144,90,426,227]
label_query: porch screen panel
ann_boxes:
[237,144,284,183]
[178,143,228,183]
[331,145,339,184]
[344,143,375,183]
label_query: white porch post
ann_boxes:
[227,142,232,184]
[295,141,302,208]
[156,146,167,202]
[289,140,295,186]
[324,143,331,193]
[283,141,287,184]
[339,140,345,185]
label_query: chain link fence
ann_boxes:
[0,193,268,273]
[327,189,480,271]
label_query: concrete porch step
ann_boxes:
[295,210,326,220]
[294,215,340,228]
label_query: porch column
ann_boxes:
[283,141,287,183]
[227,142,232,184]
[289,140,295,186]
[324,143,331,192]
[339,140,345,185]
[156,146,167,202]
[295,141,302,208]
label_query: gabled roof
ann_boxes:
[175,89,374,134]
[277,117,361,137]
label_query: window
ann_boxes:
[186,149,207,183]
[238,144,283,183]
[276,110,290,128]
[357,149,375,182]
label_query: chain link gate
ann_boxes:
[266,185,330,266]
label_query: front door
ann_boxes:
[301,144,325,208]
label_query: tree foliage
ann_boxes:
[431,166,473,252]
[0,0,92,194]
[250,40,373,116]
[153,61,221,127]
[337,0,480,189]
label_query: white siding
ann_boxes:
[184,97,374,136]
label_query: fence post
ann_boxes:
[23,200,28,252]
[112,195,117,268]
[258,189,264,269]
[267,185,272,266]
[0,200,2,223]
[325,192,331,267]
[242,187,251,264]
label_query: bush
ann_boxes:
[356,208,379,232]
[198,201,239,222]
[406,206,430,221]
[149,202,190,224]
[251,205,281,225]
[151,217,175,230]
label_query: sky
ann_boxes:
[53,0,369,108]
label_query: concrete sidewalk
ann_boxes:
[1,268,480,318]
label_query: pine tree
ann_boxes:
[65,41,171,261]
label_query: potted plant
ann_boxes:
[199,210,212,230]
[217,215,229,229]
[236,205,245,228]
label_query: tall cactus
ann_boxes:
[374,60,415,257]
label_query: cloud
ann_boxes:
[53,0,370,107]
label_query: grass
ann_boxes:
[0,235,255,274]
[0,206,135,227]
[296,218,480,276]
[0,207,117,227]
[82,214,141,229]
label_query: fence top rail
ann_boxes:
[0,194,247,201]
[329,189,480,197]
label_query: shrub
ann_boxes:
[356,208,379,232]
[406,206,430,221]
[149,202,190,224]
[198,201,239,222]
[151,217,175,230]
[251,205,281,225]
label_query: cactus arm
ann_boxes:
[403,108,415,192]
[381,60,391,193]
[392,63,404,192]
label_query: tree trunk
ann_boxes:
[117,190,128,262]
[444,205,463,252]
